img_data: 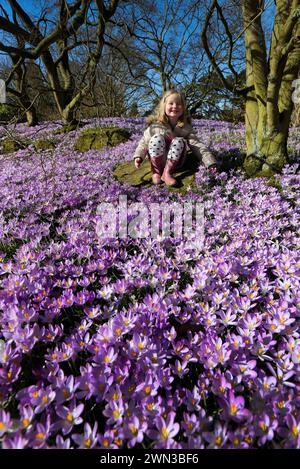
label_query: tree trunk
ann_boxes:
[61,107,79,128]
[25,107,38,127]
[10,54,39,126]
[42,50,78,127]
[243,129,289,176]
[242,0,300,176]
[243,98,289,176]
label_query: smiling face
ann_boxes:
[164,93,183,125]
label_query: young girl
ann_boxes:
[133,89,218,186]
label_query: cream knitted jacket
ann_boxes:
[133,121,217,167]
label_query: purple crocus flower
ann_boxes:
[2,432,29,449]
[75,289,94,305]
[228,429,252,449]
[72,422,99,448]
[129,332,148,357]
[103,399,124,426]
[19,405,34,431]
[84,305,101,319]
[30,418,51,448]
[123,415,148,448]
[203,422,229,448]
[34,386,56,414]
[136,372,160,398]
[141,396,163,417]
[55,401,84,435]
[147,411,180,449]
[278,414,300,448]
[182,412,199,436]
[55,374,78,404]
[219,390,251,422]
[231,359,257,384]
[266,309,295,333]
[256,413,278,446]
[212,371,232,396]
[266,363,295,388]
[185,386,202,412]
[55,435,72,448]
[186,435,205,449]
[59,289,75,308]
[95,346,118,367]
[0,409,12,436]
[272,394,292,416]
[16,384,55,414]
[255,374,277,400]
[98,430,120,449]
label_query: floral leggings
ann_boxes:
[148,134,186,164]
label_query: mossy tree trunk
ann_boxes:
[243,0,300,176]
[24,107,38,127]
[203,0,300,176]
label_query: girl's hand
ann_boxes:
[134,157,142,169]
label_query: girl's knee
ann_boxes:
[170,137,185,147]
[169,137,186,154]
[168,137,186,162]
[148,134,166,158]
[149,134,165,145]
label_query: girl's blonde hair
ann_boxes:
[146,89,191,127]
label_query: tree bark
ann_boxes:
[243,0,300,175]
[10,54,39,126]
[25,108,38,127]
[202,0,300,176]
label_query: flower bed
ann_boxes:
[0,118,299,448]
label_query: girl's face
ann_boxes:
[164,94,183,124]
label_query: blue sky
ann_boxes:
[1,0,276,24]
[0,1,277,108]
[1,0,276,39]
[3,0,36,9]
[1,0,36,15]
[0,1,53,26]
